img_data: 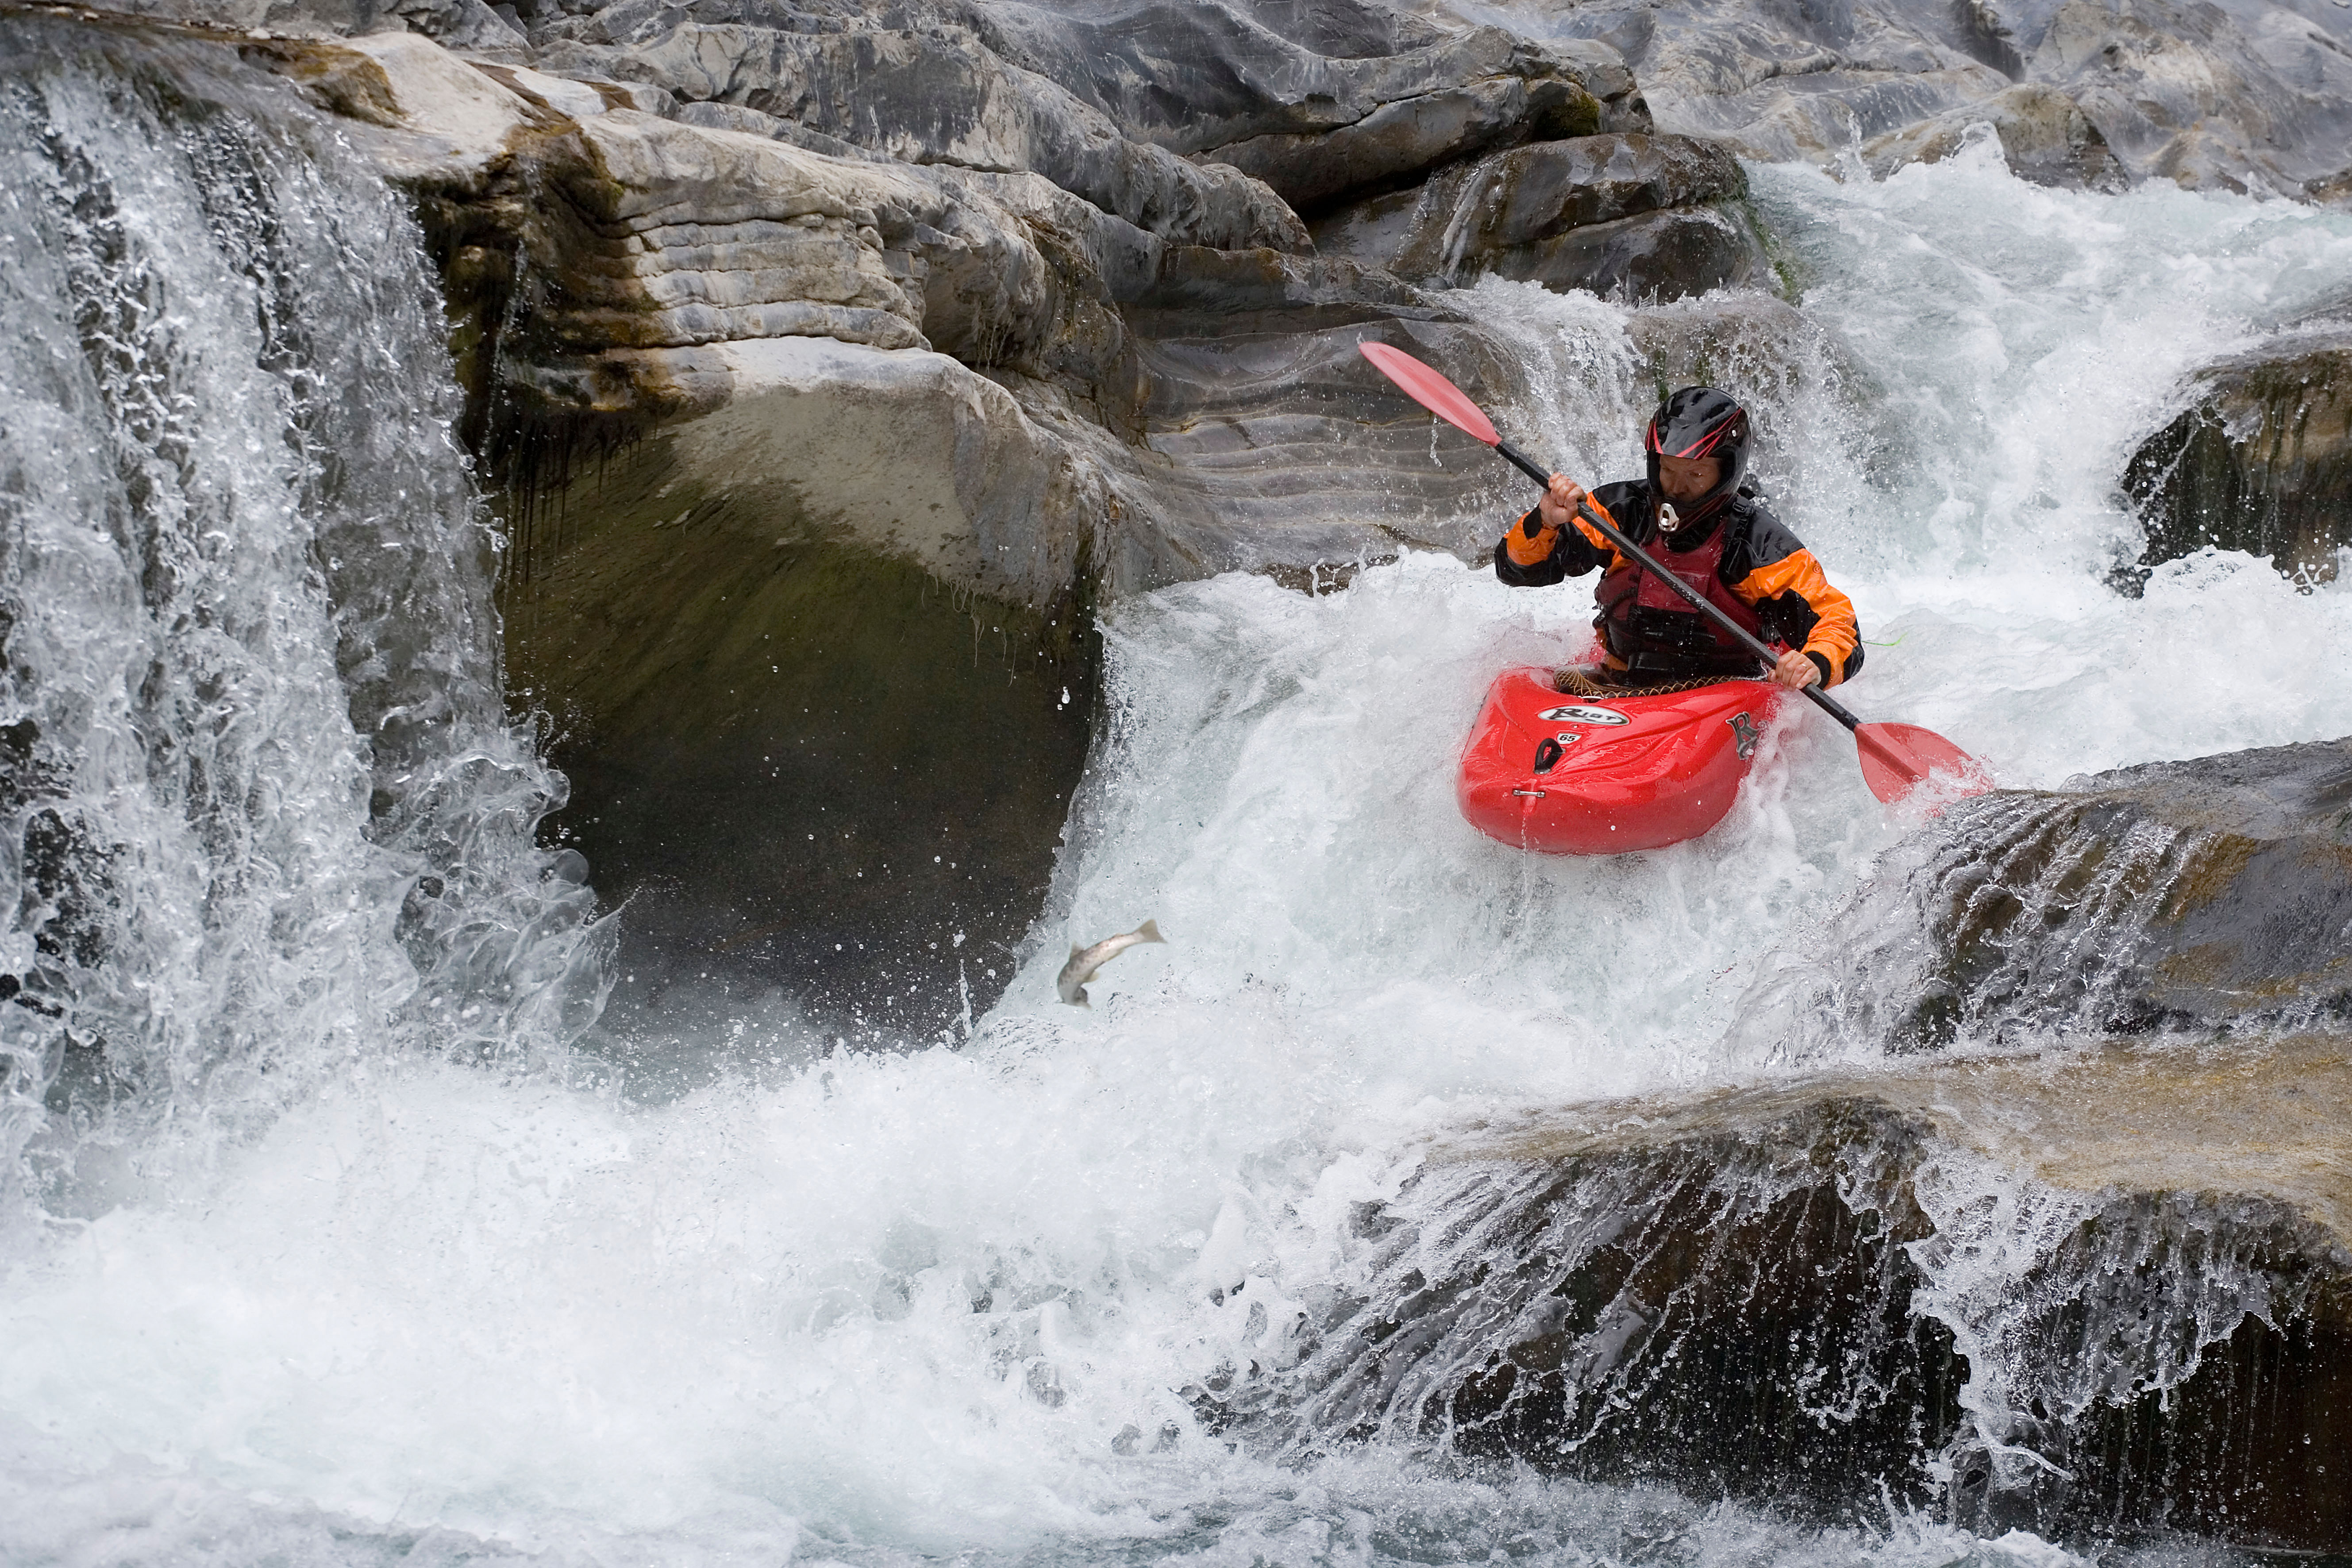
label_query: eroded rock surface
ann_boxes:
[1445,0,2352,197]
[208,12,1632,1017]
[981,0,1649,171]
[533,22,1311,250]
[1733,735,2352,1054]
[2123,327,2352,584]
[1210,1034,2351,1550]
[1315,131,1763,300]
[498,393,1094,1039]
[1861,81,2126,189]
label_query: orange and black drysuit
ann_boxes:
[1494,481,1863,686]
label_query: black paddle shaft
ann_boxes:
[1493,438,1863,734]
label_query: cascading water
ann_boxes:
[0,21,608,1212]
[1,37,2350,1565]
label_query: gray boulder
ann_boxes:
[1475,204,1764,301]
[1188,38,1612,210]
[496,343,1101,1036]
[1861,81,2126,189]
[535,23,1310,250]
[1732,735,2352,1054]
[1316,132,1763,301]
[1458,0,2352,196]
[1223,1033,2352,1547]
[2122,327,2352,584]
[978,0,1649,204]
[2023,0,2352,194]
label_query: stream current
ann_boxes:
[3,31,2352,1568]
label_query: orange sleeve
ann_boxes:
[1572,494,1627,572]
[1733,547,1861,686]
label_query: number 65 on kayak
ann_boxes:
[1359,342,1989,855]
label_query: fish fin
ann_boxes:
[1136,919,1163,944]
[1075,989,1091,1009]
[1069,944,1085,961]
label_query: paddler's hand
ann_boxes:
[1770,649,1825,690]
[1537,473,1586,531]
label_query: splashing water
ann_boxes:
[0,29,608,1212]
[0,57,2348,1568]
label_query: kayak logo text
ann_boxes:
[1728,711,1760,759]
[1538,705,1629,727]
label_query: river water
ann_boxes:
[2,29,2350,1568]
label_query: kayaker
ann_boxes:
[1494,388,1861,691]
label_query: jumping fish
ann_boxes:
[1056,920,1164,1007]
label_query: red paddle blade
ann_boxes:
[1855,722,1992,806]
[1359,342,1500,447]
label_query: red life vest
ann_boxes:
[1592,512,1771,671]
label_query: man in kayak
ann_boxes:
[1494,387,1860,691]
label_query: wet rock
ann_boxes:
[1482,204,1763,301]
[532,23,1309,250]
[627,337,1106,603]
[1624,293,1881,410]
[2019,0,2352,195]
[1734,735,2352,1053]
[1193,46,1608,212]
[1224,1035,2352,1550]
[1108,314,1537,583]
[1270,1096,1965,1512]
[501,395,1095,1037]
[1313,132,1763,301]
[110,0,535,56]
[1464,0,2352,196]
[981,0,1646,157]
[1862,81,2126,189]
[2122,327,2352,584]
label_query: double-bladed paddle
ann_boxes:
[1358,340,1987,806]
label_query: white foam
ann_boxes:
[7,112,2352,1568]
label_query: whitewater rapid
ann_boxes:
[3,57,2351,1565]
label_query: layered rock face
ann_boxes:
[1220,1034,2350,1550]
[1314,131,1766,299]
[1449,0,2352,197]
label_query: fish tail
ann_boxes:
[1136,919,1163,944]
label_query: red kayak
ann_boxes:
[1458,666,1786,854]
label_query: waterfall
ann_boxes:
[0,14,609,1226]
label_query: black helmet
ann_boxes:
[1644,386,1751,536]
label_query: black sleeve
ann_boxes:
[1493,506,1612,587]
